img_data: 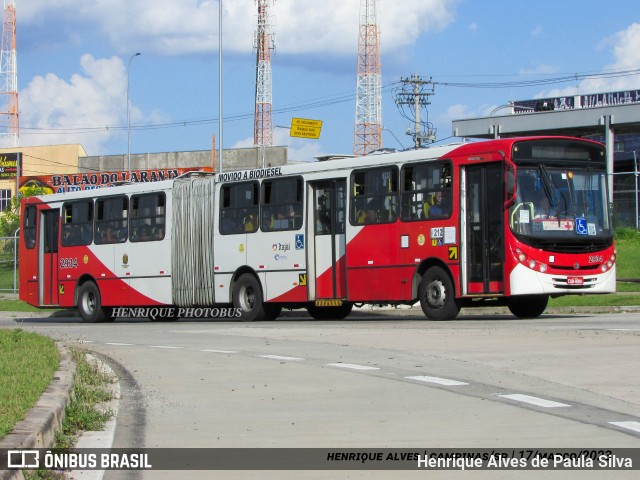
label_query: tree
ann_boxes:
[0,185,50,237]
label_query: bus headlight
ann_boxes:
[607,260,613,269]
[539,264,547,273]
[529,259,536,269]
[601,264,608,272]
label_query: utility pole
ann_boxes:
[394,74,435,149]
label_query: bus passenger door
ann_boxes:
[39,209,60,305]
[462,163,504,295]
[308,180,347,300]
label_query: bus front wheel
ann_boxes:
[419,267,460,321]
[232,273,267,322]
[77,281,113,323]
[508,295,549,319]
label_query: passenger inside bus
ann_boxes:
[425,190,449,219]
[534,194,557,219]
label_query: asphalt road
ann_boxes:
[3,309,640,479]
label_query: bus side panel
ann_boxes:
[247,230,307,302]
[345,223,406,301]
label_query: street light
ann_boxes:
[127,52,141,176]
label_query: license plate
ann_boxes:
[567,277,584,285]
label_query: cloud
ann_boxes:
[540,22,640,98]
[22,0,457,57]
[18,54,148,152]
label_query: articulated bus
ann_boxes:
[19,136,616,322]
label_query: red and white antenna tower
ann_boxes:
[354,0,382,156]
[253,0,275,151]
[0,0,18,147]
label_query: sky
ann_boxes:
[8,0,640,165]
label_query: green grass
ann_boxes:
[615,231,640,279]
[55,348,114,449]
[25,348,115,480]
[0,329,59,438]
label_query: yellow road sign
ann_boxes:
[290,118,323,139]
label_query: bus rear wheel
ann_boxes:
[508,295,549,318]
[419,266,460,321]
[232,273,267,322]
[77,281,113,323]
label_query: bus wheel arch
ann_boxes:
[231,269,268,322]
[414,261,461,321]
[75,276,113,323]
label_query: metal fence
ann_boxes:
[0,233,19,292]
[613,171,640,230]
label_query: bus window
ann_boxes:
[350,166,398,225]
[400,161,452,221]
[130,193,166,242]
[61,200,93,247]
[219,181,259,235]
[261,177,303,232]
[95,196,128,244]
[23,205,37,249]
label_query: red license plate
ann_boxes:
[567,277,584,285]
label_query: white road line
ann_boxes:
[608,421,640,433]
[406,375,469,386]
[260,355,305,361]
[498,393,571,408]
[326,363,380,371]
[148,345,183,349]
[200,349,239,354]
[104,342,133,346]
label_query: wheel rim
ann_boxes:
[239,284,256,312]
[426,279,446,309]
[82,291,96,315]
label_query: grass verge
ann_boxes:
[25,348,115,479]
[0,329,59,437]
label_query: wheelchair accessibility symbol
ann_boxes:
[295,234,305,249]
[575,217,588,235]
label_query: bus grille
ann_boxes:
[524,238,613,254]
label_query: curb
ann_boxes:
[0,345,75,480]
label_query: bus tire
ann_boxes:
[307,302,353,320]
[77,281,111,323]
[265,305,282,321]
[419,266,460,321]
[232,273,267,322]
[508,295,548,318]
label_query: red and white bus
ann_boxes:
[19,136,616,322]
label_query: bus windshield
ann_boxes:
[509,165,612,240]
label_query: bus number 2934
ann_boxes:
[60,257,78,269]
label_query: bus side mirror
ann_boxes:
[505,162,516,208]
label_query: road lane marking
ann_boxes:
[260,355,305,361]
[608,421,640,433]
[148,345,183,349]
[200,349,239,354]
[498,394,571,408]
[406,375,469,386]
[326,363,380,371]
[105,342,133,346]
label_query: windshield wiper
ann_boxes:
[538,164,563,224]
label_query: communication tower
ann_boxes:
[253,0,275,150]
[354,0,382,156]
[0,0,18,147]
